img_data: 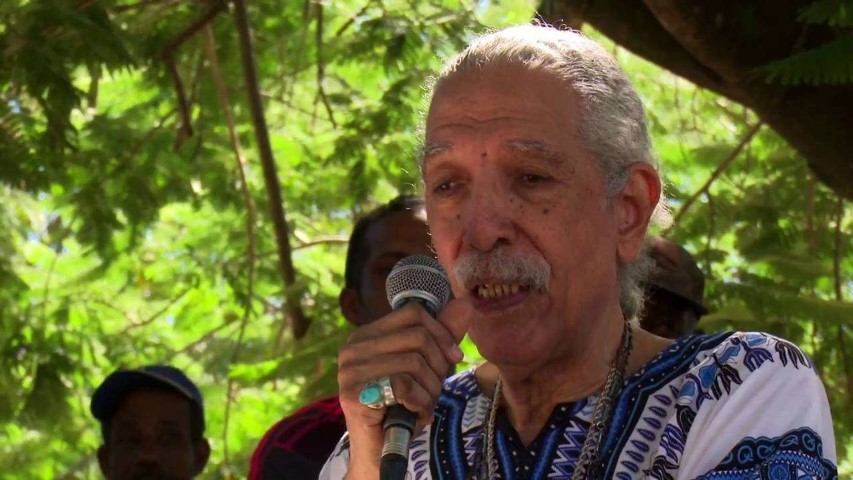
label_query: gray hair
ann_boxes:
[427,24,671,319]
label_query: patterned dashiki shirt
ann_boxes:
[320,332,838,479]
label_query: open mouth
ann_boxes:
[475,283,526,299]
[470,283,535,312]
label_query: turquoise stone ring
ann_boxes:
[359,383,383,407]
[358,376,396,410]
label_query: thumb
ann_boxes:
[437,297,474,344]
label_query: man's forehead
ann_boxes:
[114,416,184,427]
[113,390,192,416]
[420,138,567,167]
[366,209,428,242]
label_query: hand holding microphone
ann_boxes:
[336,255,470,480]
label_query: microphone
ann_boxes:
[381,254,452,480]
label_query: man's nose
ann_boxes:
[461,185,515,252]
[135,436,161,464]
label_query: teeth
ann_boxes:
[477,284,521,299]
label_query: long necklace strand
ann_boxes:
[480,322,633,480]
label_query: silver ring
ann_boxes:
[359,376,397,410]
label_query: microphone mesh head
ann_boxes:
[386,254,451,313]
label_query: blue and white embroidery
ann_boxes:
[696,427,837,480]
[404,332,835,480]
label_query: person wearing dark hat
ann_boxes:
[91,365,211,480]
[641,235,710,338]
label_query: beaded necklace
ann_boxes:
[474,322,633,479]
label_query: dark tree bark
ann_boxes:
[233,0,310,339]
[540,0,853,199]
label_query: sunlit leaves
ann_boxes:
[0,2,850,478]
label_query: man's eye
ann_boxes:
[117,434,141,446]
[521,173,549,184]
[158,431,184,446]
[433,181,459,194]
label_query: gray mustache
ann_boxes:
[453,248,550,291]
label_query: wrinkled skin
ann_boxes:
[336,64,662,476]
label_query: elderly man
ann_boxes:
[321,25,837,479]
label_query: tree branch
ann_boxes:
[543,0,733,99]
[545,0,853,200]
[233,0,310,339]
[204,22,258,469]
[832,198,852,401]
[293,236,349,250]
[126,286,192,330]
[335,0,373,37]
[703,192,714,276]
[641,0,816,84]
[86,62,100,109]
[314,2,337,128]
[167,316,239,359]
[668,122,763,229]
[807,173,818,255]
[833,199,845,303]
[112,0,180,12]
[261,92,334,125]
[160,1,227,146]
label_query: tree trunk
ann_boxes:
[541,0,853,199]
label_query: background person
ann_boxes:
[641,235,709,338]
[91,365,210,480]
[248,195,432,480]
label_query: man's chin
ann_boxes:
[129,472,181,480]
[472,326,538,359]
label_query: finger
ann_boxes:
[437,297,474,344]
[344,326,453,380]
[338,373,441,432]
[348,305,463,364]
[347,304,433,342]
[387,373,438,421]
[339,352,445,403]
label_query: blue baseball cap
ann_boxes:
[91,365,205,431]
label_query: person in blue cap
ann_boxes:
[91,365,211,480]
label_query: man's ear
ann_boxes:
[615,162,661,264]
[97,445,109,478]
[193,439,211,475]
[339,288,364,326]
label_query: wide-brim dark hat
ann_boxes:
[91,365,205,430]
[647,236,709,315]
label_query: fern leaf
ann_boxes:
[760,33,853,85]
[799,0,853,27]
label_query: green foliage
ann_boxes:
[760,0,853,85]
[799,0,853,26]
[0,2,850,479]
[599,30,852,471]
[762,33,853,86]
[0,0,537,478]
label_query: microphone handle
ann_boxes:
[380,297,435,480]
[380,405,416,480]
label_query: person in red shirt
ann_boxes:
[249,195,433,479]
